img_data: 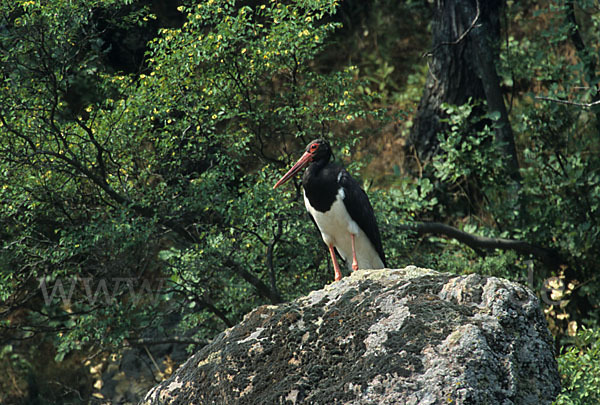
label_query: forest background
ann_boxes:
[1,0,599,403]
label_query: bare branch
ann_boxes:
[423,0,480,58]
[535,96,600,109]
[224,257,283,304]
[267,216,283,298]
[406,221,563,268]
[126,336,207,347]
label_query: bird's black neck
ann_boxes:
[302,160,340,213]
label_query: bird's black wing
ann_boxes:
[338,169,387,267]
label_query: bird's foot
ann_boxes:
[352,261,358,271]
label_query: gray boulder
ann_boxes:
[141,267,560,404]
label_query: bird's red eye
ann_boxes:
[310,144,318,152]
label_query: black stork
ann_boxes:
[273,139,386,281]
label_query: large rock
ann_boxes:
[141,267,560,404]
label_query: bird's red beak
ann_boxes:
[273,151,313,189]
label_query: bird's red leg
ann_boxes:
[350,234,359,271]
[328,244,343,281]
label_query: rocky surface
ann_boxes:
[140,266,560,404]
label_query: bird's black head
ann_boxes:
[273,138,333,189]
[305,139,332,163]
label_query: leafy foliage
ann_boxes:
[2,0,600,403]
[414,2,600,401]
[555,328,600,405]
[0,0,383,401]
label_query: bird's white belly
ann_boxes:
[303,189,384,270]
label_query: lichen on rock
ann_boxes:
[141,266,560,405]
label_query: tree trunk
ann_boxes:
[408,0,519,177]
